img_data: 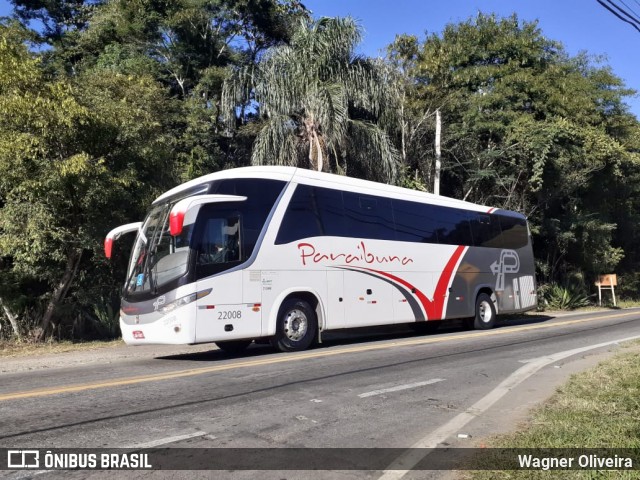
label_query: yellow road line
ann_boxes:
[1,311,638,402]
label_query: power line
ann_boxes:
[618,0,640,23]
[597,0,640,33]
[603,0,640,25]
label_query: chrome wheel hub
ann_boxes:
[479,300,493,323]
[283,309,308,341]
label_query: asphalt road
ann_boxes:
[2,308,640,479]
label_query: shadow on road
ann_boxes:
[157,313,556,362]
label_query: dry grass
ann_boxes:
[0,339,124,358]
[466,342,640,478]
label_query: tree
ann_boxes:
[388,13,640,286]
[223,16,401,182]
[10,0,97,44]
[0,1,312,341]
[386,34,438,186]
[76,0,309,180]
[0,21,175,340]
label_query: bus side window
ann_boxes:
[343,192,395,241]
[197,216,240,265]
[314,187,347,237]
[213,178,285,257]
[432,207,473,246]
[276,185,348,243]
[275,185,322,244]
[499,215,528,249]
[393,200,440,244]
[470,213,503,248]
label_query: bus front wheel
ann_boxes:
[271,298,317,352]
[473,293,496,330]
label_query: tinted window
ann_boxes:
[393,200,439,243]
[499,214,528,249]
[276,185,321,244]
[432,207,474,246]
[343,192,395,241]
[197,216,240,264]
[275,183,528,249]
[469,212,503,248]
[314,187,348,237]
[275,185,348,244]
[211,178,285,255]
[194,212,242,279]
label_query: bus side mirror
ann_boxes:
[169,195,247,236]
[104,222,143,259]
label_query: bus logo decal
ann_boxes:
[490,250,520,292]
[153,295,166,311]
[297,241,413,267]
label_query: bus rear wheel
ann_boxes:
[473,293,496,330]
[271,298,317,352]
[215,340,252,354]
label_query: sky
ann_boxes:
[305,0,640,118]
[1,0,638,117]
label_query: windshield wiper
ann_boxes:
[147,250,158,295]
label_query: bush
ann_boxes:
[540,283,592,310]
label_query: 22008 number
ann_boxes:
[218,310,242,320]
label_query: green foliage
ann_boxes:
[387,13,640,288]
[223,16,401,182]
[540,283,592,311]
[0,2,312,340]
[91,296,121,339]
[617,273,640,301]
[0,21,176,338]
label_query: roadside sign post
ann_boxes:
[595,274,617,307]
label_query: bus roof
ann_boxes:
[153,166,510,215]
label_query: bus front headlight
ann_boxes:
[161,288,212,314]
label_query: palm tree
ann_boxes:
[222,17,400,182]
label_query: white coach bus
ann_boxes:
[105,166,536,353]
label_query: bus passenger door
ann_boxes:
[195,270,246,343]
[193,213,259,342]
[326,270,345,329]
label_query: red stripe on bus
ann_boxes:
[357,245,466,320]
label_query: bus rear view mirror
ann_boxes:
[169,195,247,236]
[104,222,143,259]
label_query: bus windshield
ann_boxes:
[123,177,287,298]
[124,202,193,296]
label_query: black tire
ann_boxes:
[215,339,252,354]
[473,293,496,330]
[410,321,441,334]
[271,298,318,352]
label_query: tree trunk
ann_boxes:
[36,249,82,342]
[314,132,324,172]
[0,297,21,340]
[434,109,441,195]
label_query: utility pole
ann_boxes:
[434,109,441,195]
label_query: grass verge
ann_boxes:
[465,342,640,479]
[0,339,124,358]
